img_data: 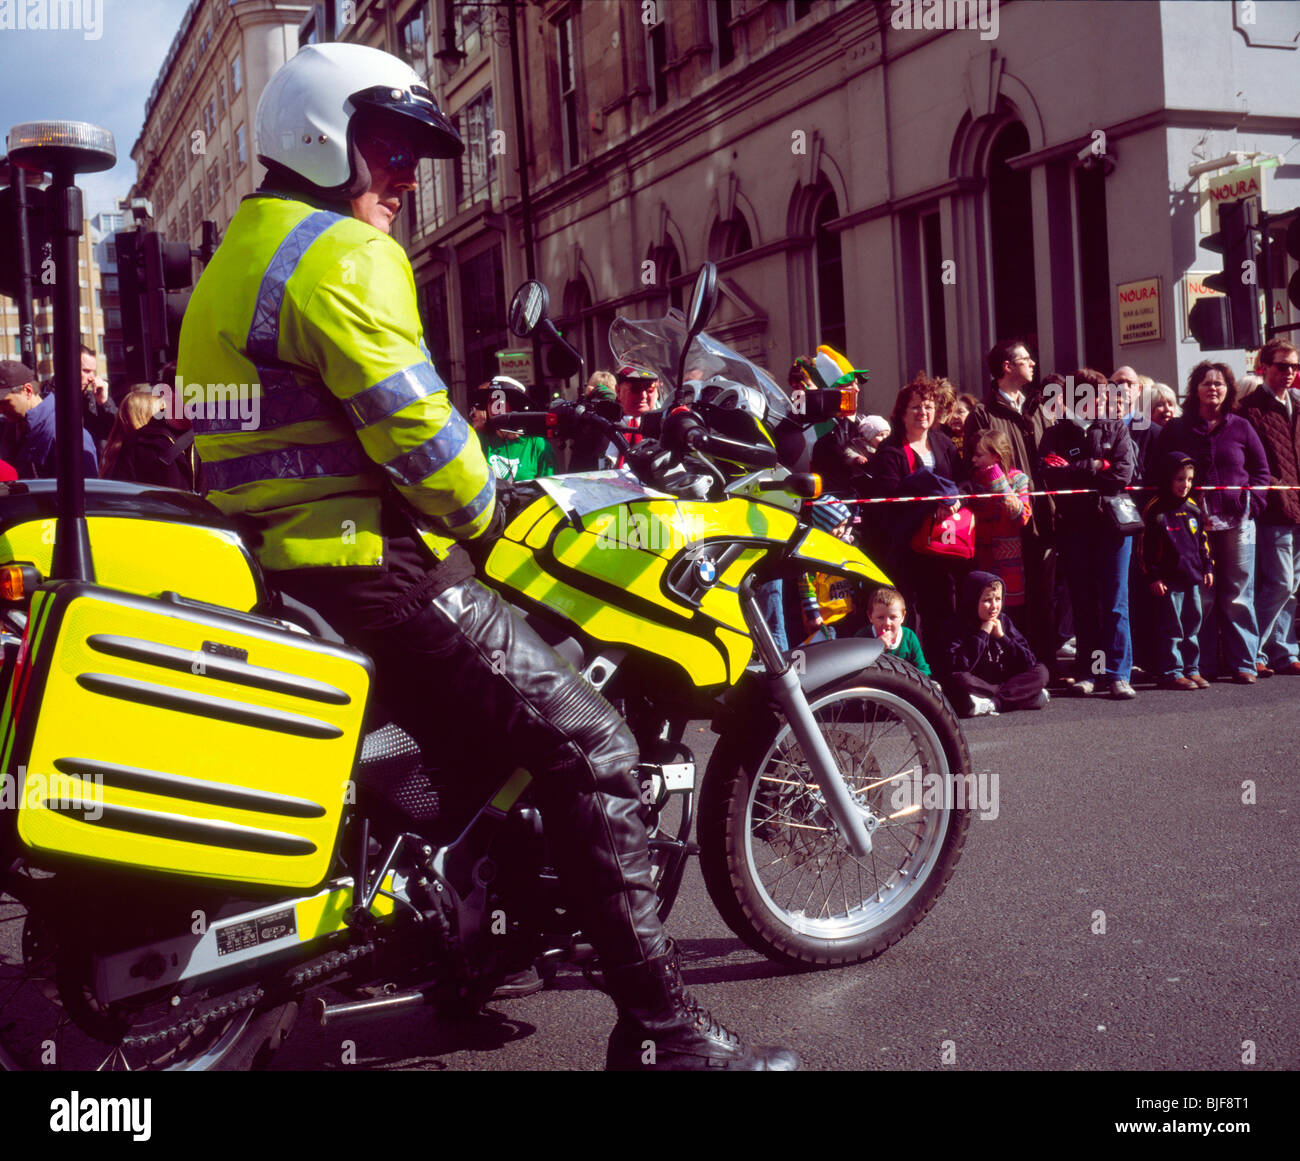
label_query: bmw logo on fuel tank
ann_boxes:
[694,555,718,585]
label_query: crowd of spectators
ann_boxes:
[0,349,200,490]
[807,337,1300,712]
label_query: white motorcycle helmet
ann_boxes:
[256,43,463,199]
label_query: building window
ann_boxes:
[556,15,580,170]
[709,213,753,260]
[398,5,428,76]
[459,245,506,391]
[649,242,683,313]
[421,273,453,388]
[711,0,735,70]
[921,210,949,377]
[102,275,118,293]
[104,242,116,265]
[415,157,447,234]
[205,97,216,139]
[218,77,226,115]
[106,309,122,331]
[455,90,496,212]
[987,121,1038,352]
[773,0,816,30]
[456,1,484,58]
[808,188,846,354]
[646,8,669,110]
[231,54,242,95]
[235,125,247,169]
[191,189,203,228]
[223,145,231,188]
[207,167,220,208]
[180,206,190,239]
[1075,164,1112,371]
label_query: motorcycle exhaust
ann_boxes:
[314,989,431,1027]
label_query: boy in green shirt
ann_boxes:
[857,586,931,675]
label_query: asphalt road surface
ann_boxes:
[270,674,1298,1075]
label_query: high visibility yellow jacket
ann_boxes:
[178,194,494,572]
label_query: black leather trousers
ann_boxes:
[281,570,668,972]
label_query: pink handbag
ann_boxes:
[911,506,976,558]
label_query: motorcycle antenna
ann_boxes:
[6,120,116,583]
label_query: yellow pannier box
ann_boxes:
[0,581,372,891]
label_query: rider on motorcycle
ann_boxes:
[177,42,795,1071]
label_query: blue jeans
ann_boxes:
[1154,586,1202,678]
[1201,521,1259,677]
[1059,518,1132,683]
[1254,522,1299,666]
[756,578,788,653]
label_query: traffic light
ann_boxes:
[1190,198,1262,350]
[1260,207,1300,339]
[0,183,52,302]
[117,227,194,383]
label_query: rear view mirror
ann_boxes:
[508,281,550,338]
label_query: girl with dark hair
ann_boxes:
[1152,361,1269,682]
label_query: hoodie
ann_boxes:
[1139,451,1213,589]
[942,569,1038,680]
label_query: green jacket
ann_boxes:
[178,195,494,572]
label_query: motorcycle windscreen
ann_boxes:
[4,581,371,891]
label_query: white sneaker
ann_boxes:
[968,695,999,716]
[1068,680,1094,697]
[1031,689,1050,710]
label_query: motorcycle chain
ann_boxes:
[120,939,377,1049]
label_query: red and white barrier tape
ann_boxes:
[812,484,1300,506]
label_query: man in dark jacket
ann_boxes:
[0,361,98,479]
[1239,339,1300,675]
[1040,370,1138,699]
[80,344,117,457]
[964,340,1059,666]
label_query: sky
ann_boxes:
[1,0,194,221]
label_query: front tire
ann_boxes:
[698,654,971,968]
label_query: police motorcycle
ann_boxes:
[0,258,968,1070]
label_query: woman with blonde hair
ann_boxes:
[100,388,161,478]
[103,385,199,491]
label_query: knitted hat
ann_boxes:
[810,499,852,532]
[858,415,890,442]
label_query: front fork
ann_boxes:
[739,577,878,857]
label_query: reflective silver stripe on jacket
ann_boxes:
[382,406,473,487]
[344,362,445,429]
[194,210,347,438]
[203,439,369,492]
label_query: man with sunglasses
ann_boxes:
[1239,339,1300,675]
[178,43,794,1071]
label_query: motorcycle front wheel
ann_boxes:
[0,872,297,1071]
[698,654,971,968]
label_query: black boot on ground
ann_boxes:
[603,947,798,1071]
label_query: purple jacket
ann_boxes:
[1152,413,1268,527]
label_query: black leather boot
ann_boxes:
[604,947,799,1071]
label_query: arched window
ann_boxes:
[812,187,846,354]
[647,242,683,313]
[987,122,1037,350]
[709,214,753,261]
